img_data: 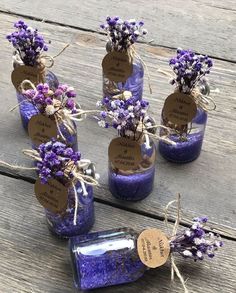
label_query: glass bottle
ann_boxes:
[159,82,210,163]
[46,182,94,238]
[103,42,144,101]
[108,135,156,201]
[159,107,207,163]
[69,227,147,290]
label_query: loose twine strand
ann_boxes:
[129,46,153,95]
[164,193,189,293]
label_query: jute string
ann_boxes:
[164,194,189,293]
[129,46,153,95]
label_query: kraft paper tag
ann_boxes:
[34,178,68,214]
[137,228,170,268]
[11,65,45,91]
[108,137,142,171]
[102,51,133,83]
[28,114,58,146]
[163,92,197,125]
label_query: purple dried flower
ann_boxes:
[169,48,213,93]
[96,93,149,136]
[37,140,82,184]
[170,217,223,261]
[6,20,49,66]
[100,16,148,50]
[22,83,78,114]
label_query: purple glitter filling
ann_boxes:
[109,166,155,201]
[69,228,147,290]
[46,183,94,238]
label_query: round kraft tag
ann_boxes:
[163,92,197,125]
[28,114,58,146]
[102,51,133,83]
[108,137,142,171]
[11,65,44,91]
[137,228,170,268]
[34,178,68,214]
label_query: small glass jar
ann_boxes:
[108,135,156,201]
[103,44,144,101]
[159,107,207,163]
[69,227,147,290]
[46,182,94,238]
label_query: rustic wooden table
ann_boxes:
[0,1,235,292]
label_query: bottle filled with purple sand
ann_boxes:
[109,136,156,201]
[158,49,214,163]
[69,228,147,290]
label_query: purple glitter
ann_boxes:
[46,184,94,238]
[109,166,155,201]
[159,109,207,163]
[69,228,147,290]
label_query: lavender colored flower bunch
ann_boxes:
[96,93,149,135]
[23,83,77,114]
[6,20,49,66]
[169,48,213,93]
[100,16,147,50]
[37,139,81,184]
[170,217,223,261]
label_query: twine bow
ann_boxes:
[164,194,189,293]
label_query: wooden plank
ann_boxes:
[0,14,235,238]
[0,0,236,61]
[0,175,235,293]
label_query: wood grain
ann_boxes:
[0,175,235,293]
[0,0,236,61]
[0,14,235,238]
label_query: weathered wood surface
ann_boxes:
[0,0,236,61]
[0,14,235,238]
[0,175,235,293]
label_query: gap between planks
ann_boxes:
[0,9,235,65]
[0,170,235,242]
